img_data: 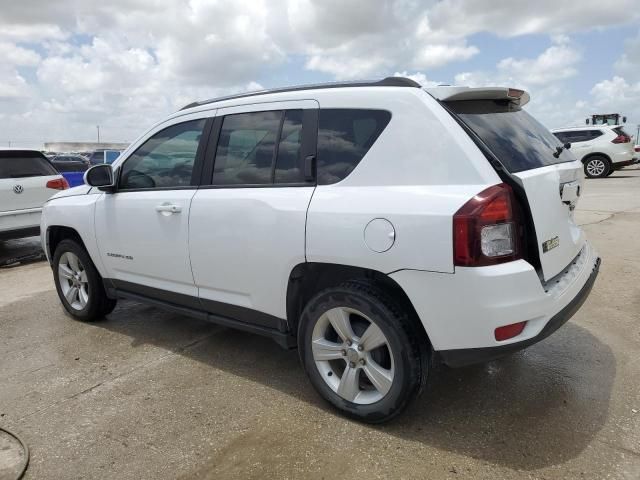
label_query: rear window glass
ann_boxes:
[0,152,58,179]
[317,109,391,185]
[449,100,575,173]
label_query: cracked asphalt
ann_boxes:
[1,168,639,479]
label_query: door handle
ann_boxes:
[155,203,182,214]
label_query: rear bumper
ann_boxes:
[438,256,600,367]
[612,158,638,170]
[390,241,600,366]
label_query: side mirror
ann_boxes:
[622,116,627,123]
[564,142,571,150]
[585,118,590,125]
[84,164,115,192]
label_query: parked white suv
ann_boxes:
[552,125,637,178]
[1,149,68,240]
[41,78,600,422]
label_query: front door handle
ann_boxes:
[155,203,182,214]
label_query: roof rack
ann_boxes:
[180,76,421,111]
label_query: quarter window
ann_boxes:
[316,109,391,185]
[120,119,205,190]
[213,111,281,185]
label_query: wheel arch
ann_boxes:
[286,262,430,346]
[581,152,611,164]
[46,226,88,262]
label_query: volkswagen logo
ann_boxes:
[13,184,24,194]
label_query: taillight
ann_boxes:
[453,183,521,267]
[612,134,630,144]
[46,178,69,190]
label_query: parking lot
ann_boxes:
[1,169,639,480]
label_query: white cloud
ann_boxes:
[0,1,638,144]
[412,43,479,69]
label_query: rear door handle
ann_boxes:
[155,203,182,214]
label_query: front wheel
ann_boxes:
[298,281,428,423]
[53,239,116,321]
[584,157,610,178]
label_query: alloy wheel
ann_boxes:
[586,159,606,177]
[58,251,89,310]
[311,307,395,405]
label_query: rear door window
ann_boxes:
[274,110,304,184]
[316,109,391,185]
[449,100,575,173]
[213,111,281,185]
[0,151,58,178]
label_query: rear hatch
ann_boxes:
[0,151,62,212]
[431,88,585,281]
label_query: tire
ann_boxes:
[52,239,117,321]
[298,280,428,423]
[584,156,611,178]
[606,169,615,176]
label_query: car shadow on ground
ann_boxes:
[94,300,615,471]
[0,236,44,267]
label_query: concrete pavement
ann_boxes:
[1,168,639,479]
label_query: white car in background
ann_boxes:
[551,125,637,178]
[0,149,69,240]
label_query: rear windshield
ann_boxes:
[0,151,58,179]
[448,100,576,173]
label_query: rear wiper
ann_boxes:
[553,142,572,158]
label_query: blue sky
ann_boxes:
[0,0,639,147]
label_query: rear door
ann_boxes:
[449,101,585,281]
[189,100,318,324]
[0,151,61,213]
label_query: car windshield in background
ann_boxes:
[0,151,58,179]
[448,100,576,173]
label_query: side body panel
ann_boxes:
[306,88,501,274]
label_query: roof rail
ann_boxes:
[180,76,421,111]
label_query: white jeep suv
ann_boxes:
[41,78,600,422]
[552,125,637,178]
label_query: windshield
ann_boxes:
[448,100,577,173]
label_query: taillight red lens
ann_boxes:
[612,134,630,144]
[46,178,69,190]
[453,183,520,267]
[495,321,527,341]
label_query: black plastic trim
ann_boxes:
[180,76,421,111]
[104,279,296,349]
[438,256,601,368]
[0,226,40,241]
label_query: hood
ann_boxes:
[49,184,94,200]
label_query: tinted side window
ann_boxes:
[553,132,568,143]
[0,152,58,178]
[213,111,281,185]
[590,130,603,140]
[274,110,304,183]
[120,119,205,190]
[317,109,391,185]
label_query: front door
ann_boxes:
[94,118,209,299]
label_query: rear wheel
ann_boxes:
[298,281,428,423]
[584,156,610,178]
[53,239,116,321]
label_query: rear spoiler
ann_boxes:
[424,86,530,107]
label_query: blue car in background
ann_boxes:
[50,154,90,187]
